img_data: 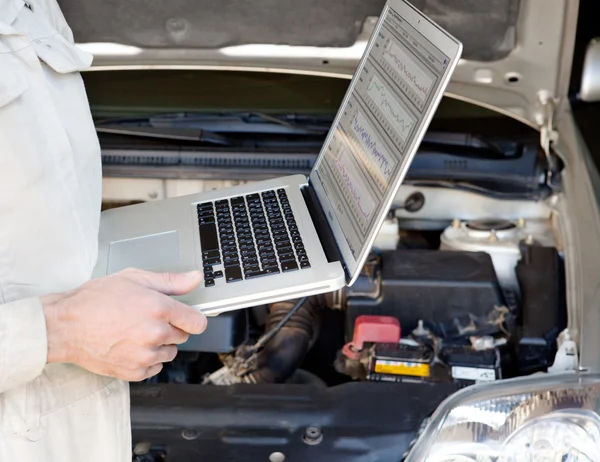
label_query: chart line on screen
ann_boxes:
[382,40,433,103]
[349,112,396,186]
[332,149,377,226]
[366,75,415,143]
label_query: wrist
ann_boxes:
[41,292,74,364]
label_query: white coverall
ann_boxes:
[0,0,131,459]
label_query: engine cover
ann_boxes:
[345,249,507,341]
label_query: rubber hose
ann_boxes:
[246,296,324,384]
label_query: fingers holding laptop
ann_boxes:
[41,267,207,381]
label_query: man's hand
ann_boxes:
[41,268,206,381]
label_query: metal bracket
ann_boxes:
[536,90,560,184]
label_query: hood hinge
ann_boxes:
[536,90,560,187]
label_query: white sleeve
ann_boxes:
[0,297,47,393]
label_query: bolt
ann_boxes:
[269,452,286,462]
[182,429,199,440]
[303,426,323,445]
[133,441,152,455]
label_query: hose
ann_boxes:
[244,296,324,384]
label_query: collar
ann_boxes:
[0,0,25,28]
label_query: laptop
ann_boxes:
[92,0,463,316]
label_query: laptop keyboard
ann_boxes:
[197,188,311,287]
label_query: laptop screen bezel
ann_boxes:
[308,0,462,286]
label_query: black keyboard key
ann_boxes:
[198,202,214,210]
[205,278,215,287]
[203,257,221,266]
[213,270,223,278]
[225,266,243,282]
[281,260,299,272]
[199,215,216,225]
[276,245,293,254]
[297,249,307,257]
[223,251,238,260]
[294,242,305,250]
[256,237,272,246]
[261,256,277,266]
[216,199,229,207]
[199,224,219,251]
[202,249,220,259]
[221,239,236,248]
[246,267,280,279]
[292,235,303,244]
[223,256,240,267]
[300,261,311,269]
[204,265,213,273]
[198,209,215,218]
[231,196,245,205]
[204,271,213,279]
[277,188,286,195]
[243,264,260,274]
[299,255,310,263]
[278,252,295,262]
[242,258,259,267]
[263,264,280,272]
[290,230,301,238]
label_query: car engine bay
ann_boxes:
[142,203,565,390]
[124,184,568,462]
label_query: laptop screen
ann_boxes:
[311,1,460,280]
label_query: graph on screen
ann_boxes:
[349,111,396,187]
[381,40,434,109]
[366,75,416,147]
[331,146,377,229]
[313,3,453,258]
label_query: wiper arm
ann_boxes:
[96,112,333,135]
[95,124,232,146]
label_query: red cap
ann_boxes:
[350,315,401,351]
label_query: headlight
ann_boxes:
[405,372,600,462]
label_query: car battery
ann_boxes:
[367,341,435,383]
[441,344,502,387]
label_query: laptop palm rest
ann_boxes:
[107,230,180,273]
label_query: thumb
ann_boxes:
[124,269,203,295]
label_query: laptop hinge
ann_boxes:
[300,181,349,280]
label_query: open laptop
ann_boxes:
[92,0,463,316]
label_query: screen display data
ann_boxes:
[314,6,450,258]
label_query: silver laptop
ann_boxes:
[92,0,463,316]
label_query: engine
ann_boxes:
[144,216,567,389]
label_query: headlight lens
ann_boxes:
[405,372,600,462]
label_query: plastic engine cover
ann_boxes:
[345,250,507,340]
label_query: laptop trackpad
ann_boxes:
[107,231,180,273]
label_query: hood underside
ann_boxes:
[58,0,518,62]
[58,0,577,128]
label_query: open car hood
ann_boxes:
[60,0,579,128]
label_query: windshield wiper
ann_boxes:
[95,125,232,146]
[95,112,333,136]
